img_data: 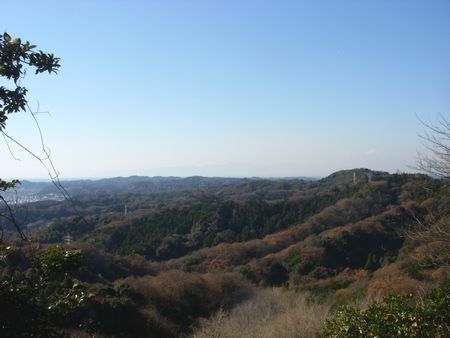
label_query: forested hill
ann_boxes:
[4,168,435,260]
[6,174,315,202]
[6,169,381,230]
[33,169,438,260]
[1,168,449,337]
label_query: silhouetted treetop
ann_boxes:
[0,32,60,130]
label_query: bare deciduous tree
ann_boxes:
[406,210,450,268]
[416,115,450,179]
[406,115,450,267]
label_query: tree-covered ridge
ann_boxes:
[4,175,313,202]
[1,169,449,337]
[30,170,437,261]
[101,183,358,259]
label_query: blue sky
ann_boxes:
[1,0,449,178]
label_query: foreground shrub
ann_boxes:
[319,282,450,337]
[0,245,88,337]
[0,245,166,337]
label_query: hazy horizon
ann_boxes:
[7,166,403,182]
[1,1,449,179]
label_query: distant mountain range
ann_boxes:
[5,174,317,202]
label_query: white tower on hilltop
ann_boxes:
[63,233,73,244]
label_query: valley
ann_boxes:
[1,168,448,337]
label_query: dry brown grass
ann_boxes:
[190,288,330,338]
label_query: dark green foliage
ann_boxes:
[82,285,167,338]
[37,216,94,243]
[319,283,450,337]
[102,186,357,259]
[263,262,289,286]
[0,276,63,337]
[0,179,19,191]
[0,32,60,130]
[364,253,380,271]
[33,245,84,280]
[0,245,177,337]
[321,211,408,270]
[72,249,155,283]
[0,245,87,337]
[284,249,315,275]
[181,255,204,272]
[405,261,430,281]
[303,279,351,301]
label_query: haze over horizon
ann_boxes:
[8,166,387,181]
[1,1,449,179]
